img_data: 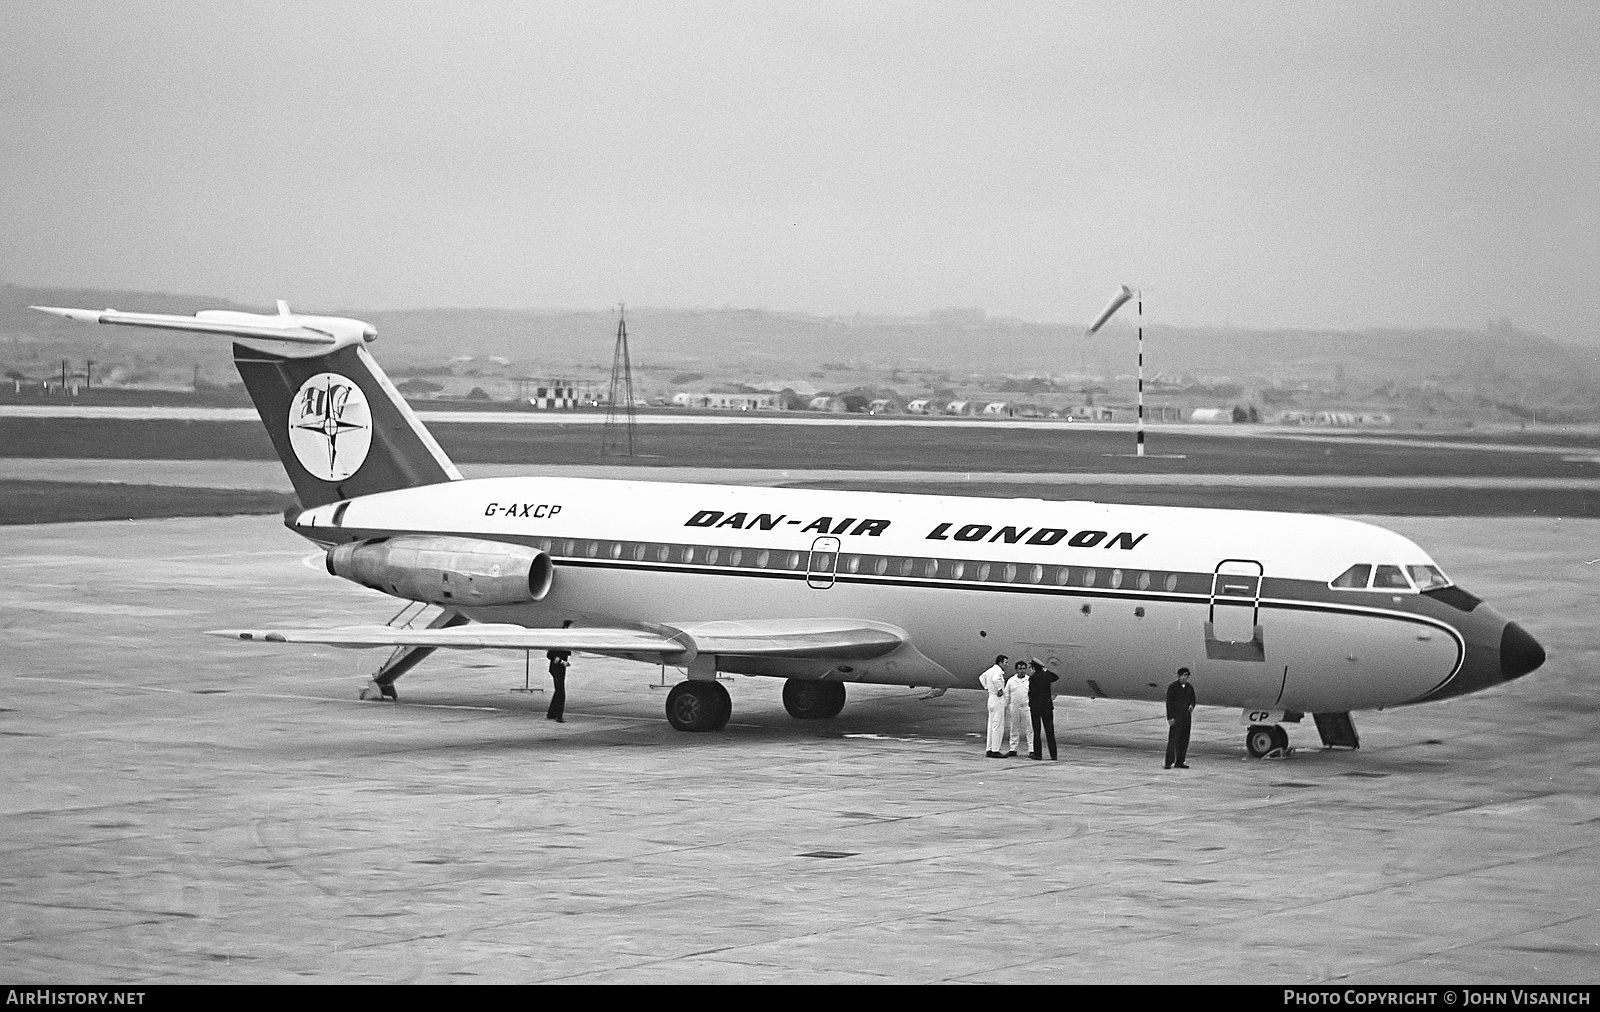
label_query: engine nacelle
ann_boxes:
[327,536,553,607]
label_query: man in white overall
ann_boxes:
[1004,658,1032,758]
[978,654,1009,758]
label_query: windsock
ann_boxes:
[1086,284,1135,335]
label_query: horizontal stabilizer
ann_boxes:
[31,306,342,346]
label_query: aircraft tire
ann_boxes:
[665,680,732,732]
[782,679,846,720]
[1245,724,1278,758]
[711,681,733,729]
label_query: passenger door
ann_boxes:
[807,537,840,589]
[1206,559,1266,661]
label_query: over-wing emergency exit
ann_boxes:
[33,302,1545,754]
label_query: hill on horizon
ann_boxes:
[3,282,1596,412]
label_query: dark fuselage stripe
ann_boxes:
[315,523,1464,635]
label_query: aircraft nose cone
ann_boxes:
[1500,622,1545,681]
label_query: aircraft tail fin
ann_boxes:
[31,304,462,507]
[234,340,461,507]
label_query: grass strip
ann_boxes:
[0,481,296,525]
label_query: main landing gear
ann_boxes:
[1245,724,1290,758]
[665,680,731,732]
[782,679,846,720]
[662,677,849,732]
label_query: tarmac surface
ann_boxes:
[2,514,1597,984]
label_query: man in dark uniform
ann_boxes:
[1027,659,1060,761]
[1165,667,1196,768]
[545,648,571,722]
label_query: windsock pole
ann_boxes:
[1085,283,1143,457]
[1136,290,1145,457]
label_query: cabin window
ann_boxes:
[1002,563,1017,582]
[656,544,670,562]
[951,561,966,580]
[683,546,697,564]
[874,557,889,576]
[728,549,742,567]
[632,544,646,561]
[609,542,623,559]
[1082,568,1097,587]
[924,559,941,578]
[1164,573,1179,592]
[786,551,802,569]
[706,547,721,566]
[1330,564,1371,589]
[1028,564,1044,584]
[1373,564,1411,589]
[899,558,915,577]
[976,563,991,581]
[1054,567,1071,586]
[586,541,601,558]
[1137,571,1151,591]
[1407,565,1450,590]
[756,549,770,568]
[1110,569,1123,589]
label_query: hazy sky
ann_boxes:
[3,1,1596,338]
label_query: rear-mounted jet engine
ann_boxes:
[327,536,554,607]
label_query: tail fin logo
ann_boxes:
[287,373,372,481]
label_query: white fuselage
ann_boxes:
[293,475,1499,713]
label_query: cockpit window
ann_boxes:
[1407,565,1450,590]
[1373,564,1412,589]
[1330,564,1371,589]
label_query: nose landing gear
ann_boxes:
[1245,723,1290,758]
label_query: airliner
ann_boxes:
[33,302,1546,756]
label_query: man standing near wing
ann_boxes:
[1165,667,1197,769]
[978,654,1009,758]
[1027,659,1060,761]
[1004,659,1032,758]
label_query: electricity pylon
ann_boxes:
[601,304,636,457]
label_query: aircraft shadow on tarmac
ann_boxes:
[247,681,1464,770]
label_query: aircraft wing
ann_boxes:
[210,618,907,663]
[212,624,688,658]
